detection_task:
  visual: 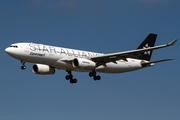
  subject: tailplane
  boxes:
[137,33,157,61]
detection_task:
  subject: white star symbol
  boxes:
[143,44,150,55]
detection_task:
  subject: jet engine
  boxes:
[32,64,55,75]
[72,58,96,70]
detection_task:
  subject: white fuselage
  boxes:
[5,43,144,73]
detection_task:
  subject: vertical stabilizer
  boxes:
[137,33,157,61]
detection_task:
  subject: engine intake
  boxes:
[32,64,55,75]
[72,58,96,70]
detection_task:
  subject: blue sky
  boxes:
[0,0,180,120]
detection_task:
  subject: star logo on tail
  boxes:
[143,44,150,55]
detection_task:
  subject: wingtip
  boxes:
[168,39,177,46]
[167,58,176,61]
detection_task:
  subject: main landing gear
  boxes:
[20,60,26,70]
[65,71,101,84]
[89,71,101,81]
[65,71,77,84]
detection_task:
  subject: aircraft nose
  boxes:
[5,47,13,55]
[5,47,10,53]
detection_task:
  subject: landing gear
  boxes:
[21,65,26,70]
[20,60,26,70]
[65,71,77,84]
[93,75,101,80]
[70,78,77,84]
[89,71,101,81]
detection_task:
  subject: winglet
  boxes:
[167,39,177,46]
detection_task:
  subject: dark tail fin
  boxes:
[137,33,157,61]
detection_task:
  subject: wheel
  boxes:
[70,79,74,84]
[21,66,26,70]
[97,75,101,80]
[93,76,97,81]
[73,78,77,83]
[89,72,93,77]
[66,75,70,80]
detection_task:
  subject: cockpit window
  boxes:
[10,45,18,48]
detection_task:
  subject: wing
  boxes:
[90,39,177,66]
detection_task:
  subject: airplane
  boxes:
[5,33,177,84]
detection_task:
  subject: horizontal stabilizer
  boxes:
[141,58,175,67]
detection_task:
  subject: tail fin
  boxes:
[137,33,157,61]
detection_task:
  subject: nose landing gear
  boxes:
[20,60,26,70]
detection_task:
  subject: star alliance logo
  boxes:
[143,44,150,55]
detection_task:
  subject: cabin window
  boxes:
[10,45,18,48]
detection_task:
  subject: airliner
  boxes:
[5,34,177,84]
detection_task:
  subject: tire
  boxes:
[93,76,97,81]
[66,75,70,80]
[73,79,77,83]
[70,79,74,84]
[21,66,26,70]
[97,75,101,80]
[89,72,93,77]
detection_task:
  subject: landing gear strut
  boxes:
[20,60,26,70]
[89,71,101,81]
[65,71,77,84]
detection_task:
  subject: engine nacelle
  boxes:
[32,64,55,75]
[72,58,96,70]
